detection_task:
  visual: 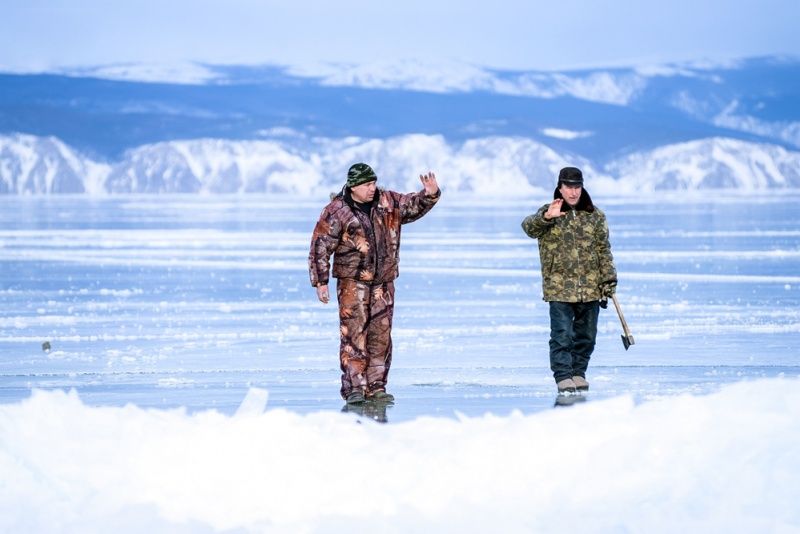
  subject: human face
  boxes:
[559,183,582,206]
[350,180,376,203]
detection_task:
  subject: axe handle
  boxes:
[611,294,633,338]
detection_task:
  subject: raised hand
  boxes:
[544,199,564,219]
[420,172,439,195]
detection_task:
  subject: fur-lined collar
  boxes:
[553,187,595,213]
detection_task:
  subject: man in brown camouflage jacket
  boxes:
[309,163,441,404]
[521,167,617,395]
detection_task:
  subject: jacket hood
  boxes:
[553,186,595,213]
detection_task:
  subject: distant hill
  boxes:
[1,56,798,195]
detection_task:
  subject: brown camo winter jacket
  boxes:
[309,186,441,286]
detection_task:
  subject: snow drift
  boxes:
[0,378,798,533]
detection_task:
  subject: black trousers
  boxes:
[548,301,600,383]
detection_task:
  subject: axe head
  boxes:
[621,334,634,350]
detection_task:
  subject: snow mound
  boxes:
[1,378,798,532]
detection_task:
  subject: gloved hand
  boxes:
[601,279,617,298]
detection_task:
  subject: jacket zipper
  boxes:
[572,209,584,302]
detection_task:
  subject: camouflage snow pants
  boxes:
[335,278,395,399]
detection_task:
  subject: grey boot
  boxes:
[556,378,577,394]
[572,376,589,391]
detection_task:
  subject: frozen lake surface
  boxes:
[1,192,799,423]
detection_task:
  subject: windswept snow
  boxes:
[0,379,798,533]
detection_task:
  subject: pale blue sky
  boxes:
[2,0,799,73]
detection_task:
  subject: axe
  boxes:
[608,294,635,350]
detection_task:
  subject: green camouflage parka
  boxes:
[521,188,616,302]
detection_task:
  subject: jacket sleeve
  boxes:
[397,188,441,224]
[521,204,555,239]
[308,204,343,287]
[595,210,617,283]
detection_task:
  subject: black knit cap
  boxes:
[558,167,584,186]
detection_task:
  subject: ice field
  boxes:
[1,192,799,532]
[0,192,798,420]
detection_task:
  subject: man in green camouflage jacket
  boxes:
[521,167,617,395]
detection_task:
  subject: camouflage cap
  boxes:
[347,163,378,188]
[558,167,584,186]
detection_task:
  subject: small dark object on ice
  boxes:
[42,341,51,351]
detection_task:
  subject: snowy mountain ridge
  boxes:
[2,56,799,194]
[0,134,109,195]
[60,58,735,106]
[288,59,648,106]
[2,132,798,195]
